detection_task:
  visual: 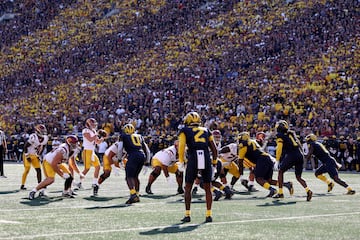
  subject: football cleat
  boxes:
[191,186,198,196]
[205,216,213,223]
[327,182,334,192]
[145,185,153,194]
[38,190,47,197]
[284,181,294,195]
[74,182,83,190]
[273,193,284,199]
[266,188,277,197]
[62,192,75,198]
[241,179,249,190]
[213,190,223,201]
[93,185,99,196]
[181,216,191,223]
[223,186,233,199]
[177,186,184,194]
[28,191,36,200]
[248,185,259,192]
[20,185,27,190]
[346,189,355,195]
[306,190,313,201]
[125,194,140,204]
[69,190,77,196]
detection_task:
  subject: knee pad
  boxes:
[65,176,73,189]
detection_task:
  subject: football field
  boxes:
[0,163,359,240]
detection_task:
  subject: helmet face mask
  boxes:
[86,118,98,130]
[183,111,201,126]
[212,130,222,145]
[123,124,135,134]
[35,124,47,137]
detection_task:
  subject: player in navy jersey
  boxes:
[121,124,150,204]
[178,111,218,223]
[305,134,355,195]
[273,120,312,201]
[237,132,293,198]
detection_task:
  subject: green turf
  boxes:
[0,163,359,240]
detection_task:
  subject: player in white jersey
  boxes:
[20,124,49,191]
[93,139,124,196]
[76,118,106,189]
[28,136,81,199]
[145,140,184,195]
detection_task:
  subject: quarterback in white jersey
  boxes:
[93,140,124,196]
[77,118,106,189]
[21,124,49,190]
[29,136,81,199]
[145,140,184,195]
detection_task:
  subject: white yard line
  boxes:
[3,211,360,239]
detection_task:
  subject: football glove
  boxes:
[177,162,185,172]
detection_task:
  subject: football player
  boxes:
[122,123,150,204]
[93,137,124,196]
[20,124,48,191]
[305,134,355,195]
[192,129,221,196]
[178,111,218,223]
[28,135,81,199]
[76,118,106,189]
[145,140,184,195]
[273,120,312,201]
[237,132,293,198]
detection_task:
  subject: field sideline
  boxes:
[0,163,359,240]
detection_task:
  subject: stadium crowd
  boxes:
[0,1,359,166]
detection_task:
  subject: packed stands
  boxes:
[0,0,359,145]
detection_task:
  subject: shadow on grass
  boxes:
[0,189,21,195]
[141,194,178,200]
[139,223,202,235]
[167,198,206,204]
[19,196,64,206]
[85,204,131,210]
[256,200,297,207]
[83,196,121,202]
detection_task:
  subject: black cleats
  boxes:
[181,216,191,223]
[273,193,284,199]
[213,190,222,201]
[177,186,184,194]
[266,188,277,198]
[145,185,153,194]
[28,191,36,200]
[93,184,99,196]
[306,190,313,201]
[126,194,140,204]
[205,216,213,223]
